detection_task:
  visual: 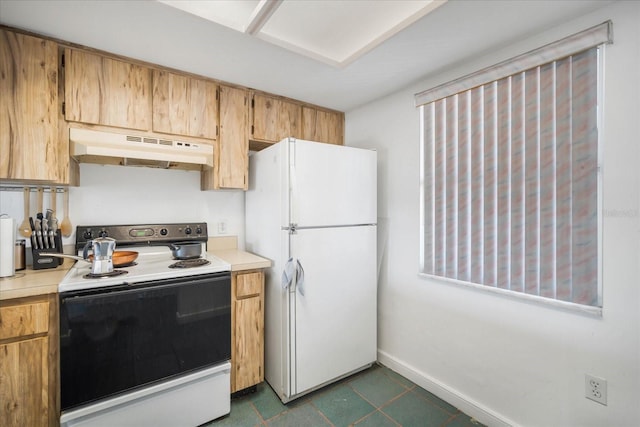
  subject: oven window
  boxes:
[59,272,231,410]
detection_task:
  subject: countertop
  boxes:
[0,258,75,301]
[209,249,271,272]
[0,237,270,301]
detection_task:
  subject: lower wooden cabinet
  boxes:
[0,294,58,427]
[231,270,264,393]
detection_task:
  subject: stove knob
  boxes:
[82,230,93,240]
[185,227,192,235]
[195,226,202,235]
[99,230,108,238]
[160,228,168,236]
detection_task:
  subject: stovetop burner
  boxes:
[169,258,211,269]
[83,270,129,279]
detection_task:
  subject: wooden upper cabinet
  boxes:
[250,93,302,145]
[302,107,344,145]
[64,48,151,131]
[0,30,62,182]
[203,85,248,190]
[152,70,218,139]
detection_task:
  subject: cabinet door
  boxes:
[251,93,301,143]
[215,85,248,190]
[64,48,151,130]
[0,295,58,427]
[0,30,60,181]
[302,107,344,145]
[0,337,49,427]
[233,296,263,392]
[152,70,218,139]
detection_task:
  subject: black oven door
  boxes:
[59,272,231,411]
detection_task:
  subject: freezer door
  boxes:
[289,139,377,227]
[288,225,377,397]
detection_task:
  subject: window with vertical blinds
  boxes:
[416,22,611,309]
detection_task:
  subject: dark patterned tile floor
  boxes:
[205,364,485,427]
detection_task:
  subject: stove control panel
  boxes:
[75,222,208,250]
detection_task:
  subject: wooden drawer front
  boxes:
[0,302,49,340]
[236,272,263,299]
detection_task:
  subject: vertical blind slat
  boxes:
[458,91,471,282]
[510,72,525,292]
[483,83,498,287]
[555,57,573,301]
[445,97,458,278]
[524,68,540,296]
[434,99,446,276]
[423,104,434,275]
[471,87,484,284]
[496,78,511,289]
[571,49,599,306]
[539,62,557,299]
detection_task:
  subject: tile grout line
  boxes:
[346,384,398,426]
[351,408,402,427]
[309,400,336,427]
[248,400,268,426]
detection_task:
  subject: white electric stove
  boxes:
[58,222,232,427]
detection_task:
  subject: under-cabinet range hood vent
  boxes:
[70,128,214,169]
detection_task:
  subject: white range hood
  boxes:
[70,128,214,168]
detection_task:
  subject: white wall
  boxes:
[0,164,245,253]
[346,2,639,426]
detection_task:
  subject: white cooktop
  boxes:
[58,246,230,293]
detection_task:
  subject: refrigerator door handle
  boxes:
[295,260,305,296]
[281,258,305,296]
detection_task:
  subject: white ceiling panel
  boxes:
[257,0,445,67]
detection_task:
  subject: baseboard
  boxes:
[377,350,517,427]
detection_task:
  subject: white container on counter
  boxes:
[0,215,16,277]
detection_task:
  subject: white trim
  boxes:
[418,272,602,317]
[377,350,518,427]
[414,21,612,106]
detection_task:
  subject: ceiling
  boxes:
[0,0,612,112]
[157,0,447,67]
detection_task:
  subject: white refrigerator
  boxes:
[245,138,377,403]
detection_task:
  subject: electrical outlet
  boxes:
[585,374,607,405]
[217,221,227,234]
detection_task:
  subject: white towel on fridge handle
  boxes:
[281,257,305,296]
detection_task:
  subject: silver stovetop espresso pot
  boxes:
[83,236,116,275]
